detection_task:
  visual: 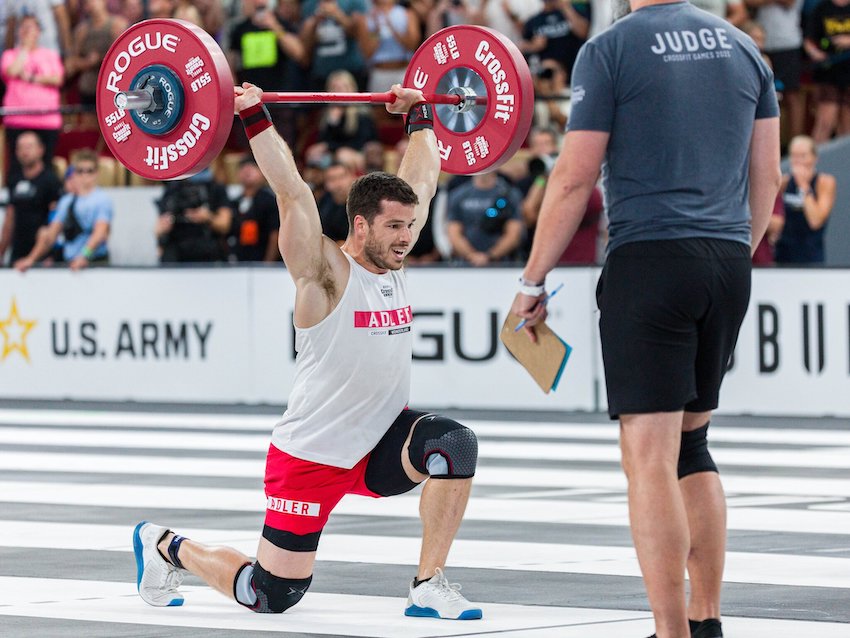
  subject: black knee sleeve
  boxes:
[235,561,312,613]
[678,423,718,479]
[408,414,478,478]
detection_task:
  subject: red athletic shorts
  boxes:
[261,410,426,551]
[263,444,380,537]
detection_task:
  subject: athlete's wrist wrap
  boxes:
[519,276,545,297]
[405,102,433,136]
[240,102,273,139]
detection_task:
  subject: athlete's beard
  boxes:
[364,232,405,271]
[612,0,631,20]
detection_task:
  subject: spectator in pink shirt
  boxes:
[1,15,64,180]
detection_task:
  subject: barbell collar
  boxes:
[114,89,156,112]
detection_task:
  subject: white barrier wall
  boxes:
[1,267,849,416]
[720,270,850,415]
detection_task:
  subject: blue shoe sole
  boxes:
[405,605,482,620]
[133,521,183,607]
[132,521,147,590]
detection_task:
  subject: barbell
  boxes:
[95,20,534,180]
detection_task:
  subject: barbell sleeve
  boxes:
[114,90,156,111]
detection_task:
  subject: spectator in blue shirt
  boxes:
[446,172,524,265]
[521,0,591,79]
[14,149,113,271]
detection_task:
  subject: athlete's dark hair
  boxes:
[346,171,418,228]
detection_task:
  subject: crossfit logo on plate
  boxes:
[185,56,204,78]
[433,35,460,65]
[474,41,515,124]
[144,113,211,171]
[461,136,490,167]
[112,122,132,143]
[267,497,321,517]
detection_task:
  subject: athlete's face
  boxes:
[362,200,415,271]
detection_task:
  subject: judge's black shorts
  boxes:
[596,238,751,419]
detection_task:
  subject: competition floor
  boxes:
[0,404,848,638]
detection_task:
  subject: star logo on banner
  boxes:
[0,297,38,363]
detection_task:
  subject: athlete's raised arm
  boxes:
[390,86,440,250]
[234,84,326,276]
[234,83,349,327]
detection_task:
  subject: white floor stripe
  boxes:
[0,426,271,452]
[1,521,848,589]
[4,427,850,470]
[0,576,652,638]
[0,480,848,535]
[1,576,848,638]
[0,450,264,478]
[4,451,850,500]
[2,408,849,447]
[0,409,276,430]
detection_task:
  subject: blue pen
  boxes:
[515,283,564,332]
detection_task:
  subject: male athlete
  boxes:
[133,83,482,620]
[510,1,781,637]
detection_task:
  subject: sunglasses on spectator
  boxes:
[75,166,97,174]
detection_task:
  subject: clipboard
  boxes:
[500,314,572,394]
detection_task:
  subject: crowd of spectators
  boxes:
[0,0,847,268]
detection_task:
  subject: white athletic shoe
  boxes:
[133,521,184,607]
[404,568,482,620]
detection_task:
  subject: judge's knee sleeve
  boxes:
[678,423,718,479]
[408,415,478,478]
[234,561,312,613]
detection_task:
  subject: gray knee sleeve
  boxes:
[408,414,478,478]
[234,561,312,613]
[678,423,718,479]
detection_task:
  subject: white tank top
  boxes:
[272,252,412,468]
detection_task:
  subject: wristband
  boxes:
[81,246,94,260]
[519,276,545,297]
[239,102,273,139]
[534,175,547,188]
[405,102,433,136]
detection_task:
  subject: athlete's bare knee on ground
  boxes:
[230,539,316,613]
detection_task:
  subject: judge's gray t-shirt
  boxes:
[568,1,779,253]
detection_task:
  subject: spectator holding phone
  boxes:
[774,135,837,264]
[301,0,367,90]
